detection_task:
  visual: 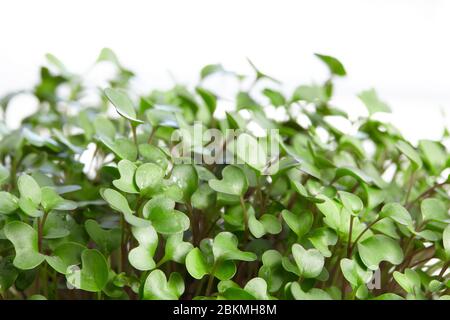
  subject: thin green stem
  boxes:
[256,183,265,215]
[130,122,140,157]
[239,196,249,245]
[147,125,159,144]
[131,123,138,147]
[406,181,447,210]
[186,202,199,246]
[155,257,168,269]
[350,217,382,254]
[205,261,218,296]
[404,170,416,205]
[347,215,354,258]
[119,214,127,273]
[194,277,206,298]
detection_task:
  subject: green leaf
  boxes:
[393,269,421,294]
[185,248,210,280]
[358,89,391,115]
[443,224,450,258]
[292,84,327,103]
[162,233,194,264]
[258,250,284,292]
[315,53,346,76]
[136,163,164,197]
[142,196,189,234]
[139,144,169,171]
[338,191,363,214]
[128,225,158,271]
[340,258,372,288]
[290,282,332,300]
[100,137,138,161]
[97,48,121,66]
[371,218,399,239]
[372,293,404,300]
[42,211,70,239]
[222,287,256,300]
[28,294,47,300]
[358,235,404,270]
[379,203,413,227]
[234,133,268,172]
[243,277,271,300]
[46,242,85,274]
[363,185,386,211]
[213,232,257,262]
[170,164,198,202]
[18,175,41,205]
[200,64,225,80]
[419,140,446,174]
[112,160,139,194]
[263,88,286,106]
[281,209,313,239]
[315,194,341,231]
[84,220,121,256]
[0,192,19,214]
[94,116,116,141]
[143,270,184,300]
[41,187,77,212]
[308,228,338,258]
[211,260,236,281]
[248,212,281,238]
[18,197,43,218]
[421,198,448,222]
[248,213,265,238]
[396,140,422,170]
[66,249,109,292]
[290,180,324,203]
[0,257,18,293]
[209,165,248,196]
[18,174,42,217]
[259,214,282,235]
[191,184,216,210]
[101,188,150,227]
[334,166,374,186]
[291,243,324,278]
[104,88,143,124]
[4,221,45,270]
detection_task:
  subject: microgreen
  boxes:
[0,49,448,300]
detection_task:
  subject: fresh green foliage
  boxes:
[0,49,448,300]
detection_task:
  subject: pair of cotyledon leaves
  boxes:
[100,188,190,235]
[4,221,108,292]
[101,163,200,233]
[95,88,146,162]
[113,160,198,201]
[113,160,164,196]
[282,244,325,279]
[210,165,283,238]
[185,232,256,281]
[217,277,273,300]
[128,226,193,271]
[313,193,407,270]
[224,203,281,239]
[0,174,77,217]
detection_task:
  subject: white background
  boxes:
[1,0,449,143]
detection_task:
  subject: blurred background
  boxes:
[0,0,449,143]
